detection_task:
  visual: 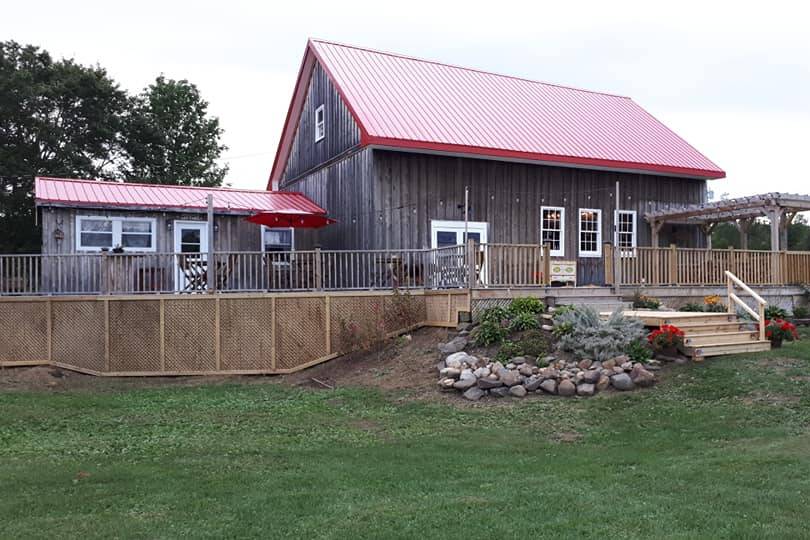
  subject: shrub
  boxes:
[551,304,574,319]
[495,341,524,363]
[632,291,661,309]
[679,302,704,312]
[765,305,789,320]
[704,303,727,313]
[519,329,549,360]
[555,307,645,362]
[507,297,545,317]
[509,311,540,332]
[792,306,810,319]
[647,324,685,351]
[474,320,508,346]
[479,306,509,325]
[625,338,653,363]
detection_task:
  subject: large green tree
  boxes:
[119,76,227,186]
[0,41,127,252]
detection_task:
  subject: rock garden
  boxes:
[437,297,660,401]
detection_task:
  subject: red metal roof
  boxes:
[35,177,327,214]
[269,40,725,186]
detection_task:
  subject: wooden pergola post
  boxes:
[736,218,753,250]
[650,219,663,248]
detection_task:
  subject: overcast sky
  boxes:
[4,0,809,197]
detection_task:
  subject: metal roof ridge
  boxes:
[309,38,632,100]
[36,177,274,195]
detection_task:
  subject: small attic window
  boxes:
[314,104,325,142]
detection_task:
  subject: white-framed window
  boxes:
[314,104,325,142]
[540,206,565,257]
[615,210,637,255]
[430,220,488,248]
[76,216,156,252]
[578,208,602,257]
[262,226,294,252]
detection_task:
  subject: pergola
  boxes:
[644,193,810,251]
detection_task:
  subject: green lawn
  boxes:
[3,336,810,539]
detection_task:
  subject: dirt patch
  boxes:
[280,326,455,397]
[741,391,801,406]
[757,357,803,375]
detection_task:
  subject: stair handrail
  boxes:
[725,270,767,341]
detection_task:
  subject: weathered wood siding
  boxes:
[278,148,375,250]
[283,149,707,284]
[280,62,361,185]
[369,150,707,284]
[40,208,261,255]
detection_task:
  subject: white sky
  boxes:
[3,0,809,197]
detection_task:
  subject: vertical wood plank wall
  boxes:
[280,61,361,183]
[283,149,708,284]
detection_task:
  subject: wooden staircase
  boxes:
[673,313,771,360]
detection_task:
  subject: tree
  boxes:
[0,41,127,252]
[119,76,227,186]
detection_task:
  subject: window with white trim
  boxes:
[540,206,565,257]
[314,104,325,142]
[262,226,294,252]
[76,216,156,251]
[578,208,602,257]
[615,210,637,254]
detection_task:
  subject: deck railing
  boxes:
[0,247,471,296]
[477,243,551,287]
[605,244,810,287]
[726,270,767,341]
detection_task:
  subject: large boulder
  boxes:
[499,369,521,387]
[524,376,544,392]
[518,364,534,377]
[558,380,576,396]
[439,336,468,355]
[439,367,461,379]
[490,387,511,398]
[478,378,503,389]
[630,364,656,387]
[582,369,601,384]
[453,377,477,390]
[463,387,486,401]
[473,367,491,379]
[444,351,471,369]
[539,379,558,395]
[596,375,610,392]
[577,383,595,396]
[610,373,635,391]
[459,369,476,381]
[509,385,528,397]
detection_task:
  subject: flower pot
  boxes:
[659,346,678,357]
[771,337,783,349]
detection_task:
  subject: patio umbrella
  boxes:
[246,212,337,229]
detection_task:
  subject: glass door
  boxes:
[173,221,209,291]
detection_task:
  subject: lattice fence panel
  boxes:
[382,293,427,334]
[164,298,216,372]
[52,300,105,371]
[471,298,511,320]
[220,297,274,371]
[0,301,48,362]
[109,300,161,372]
[276,296,327,370]
[329,296,384,355]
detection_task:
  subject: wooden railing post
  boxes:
[603,243,614,286]
[669,244,678,285]
[726,272,734,314]
[314,247,323,291]
[466,238,476,290]
[542,244,551,286]
[101,251,110,295]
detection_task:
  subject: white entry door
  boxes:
[174,221,209,291]
[430,220,488,248]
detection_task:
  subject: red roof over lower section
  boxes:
[35,177,326,215]
[270,39,725,185]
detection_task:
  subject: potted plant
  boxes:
[761,319,799,348]
[648,324,685,357]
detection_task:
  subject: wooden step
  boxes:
[684,331,759,346]
[682,340,771,359]
[677,321,750,335]
[661,313,738,325]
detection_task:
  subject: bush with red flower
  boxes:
[760,319,799,345]
[647,324,685,351]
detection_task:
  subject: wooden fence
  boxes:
[0,289,469,375]
[605,244,810,286]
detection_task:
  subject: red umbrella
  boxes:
[246,212,337,228]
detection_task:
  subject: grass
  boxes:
[3,334,810,539]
